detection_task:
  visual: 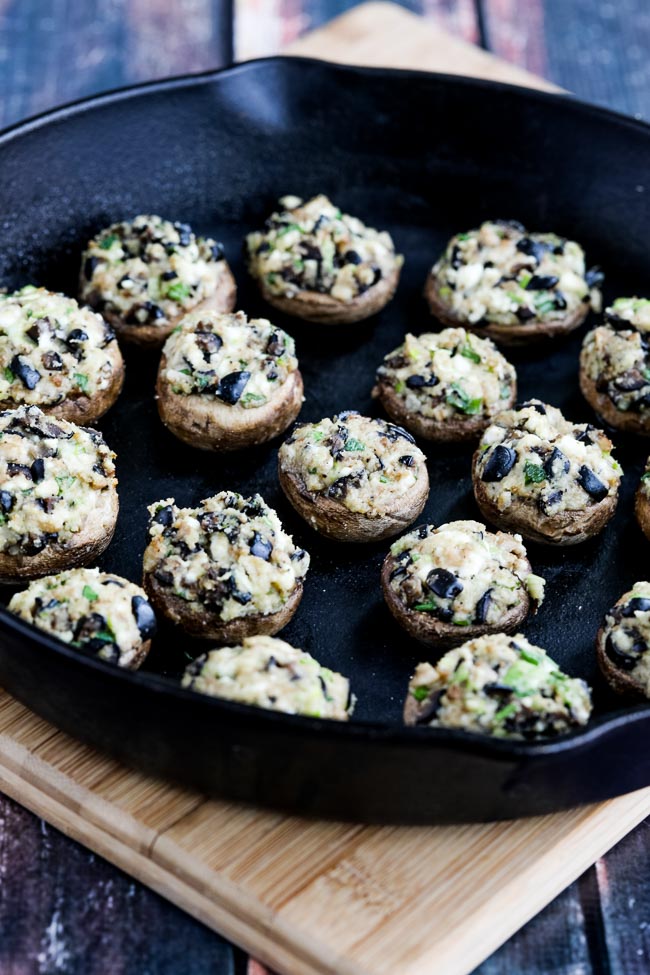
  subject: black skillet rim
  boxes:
[0,55,649,763]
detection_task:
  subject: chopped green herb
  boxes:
[241,392,267,405]
[166,281,191,302]
[524,461,546,485]
[494,702,517,722]
[73,373,89,393]
[520,649,539,666]
[518,271,532,288]
[456,232,470,241]
[55,474,76,495]
[394,380,405,394]
[312,430,324,442]
[379,475,388,483]
[3,366,14,383]
[414,601,438,612]
[460,342,481,364]
[446,383,483,415]
[412,686,430,702]
[99,234,118,250]
[179,368,192,376]
[438,286,453,299]
[278,223,303,236]
[83,585,99,602]
[452,619,471,627]
[344,438,366,452]
[506,290,526,305]
[266,273,278,285]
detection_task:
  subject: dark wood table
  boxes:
[1,2,649,972]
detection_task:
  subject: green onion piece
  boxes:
[412,686,430,702]
[3,367,14,383]
[519,649,539,666]
[413,601,438,612]
[460,342,481,364]
[99,234,118,250]
[446,383,483,415]
[83,585,99,602]
[166,281,191,302]
[494,702,518,722]
[344,438,366,452]
[74,373,90,393]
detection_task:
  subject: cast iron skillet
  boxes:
[0,57,648,824]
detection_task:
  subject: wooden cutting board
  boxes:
[2,6,649,975]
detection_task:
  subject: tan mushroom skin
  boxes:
[472,400,621,545]
[0,286,123,424]
[156,309,303,451]
[278,412,429,543]
[382,520,544,648]
[182,635,353,719]
[0,405,118,581]
[79,214,236,347]
[9,567,155,669]
[373,327,516,441]
[245,195,402,324]
[142,491,309,641]
[425,220,601,345]
[404,632,592,739]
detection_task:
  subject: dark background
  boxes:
[1,1,649,973]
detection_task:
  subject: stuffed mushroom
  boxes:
[9,567,155,669]
[472,400,621,545]
[382,520,544,649]
[182,635,353,719]
[0,285,123,424]
[404,633,592,739]
[142,491,309,641]
[156,310,303,451]
[373,328,516,441]
[79,214,236,348]
[277,412,429,543]
[424,220,602,346]
[245,195,402,324]
[0,406,118,582]
[596,583,650,698]
[580,298,650,434]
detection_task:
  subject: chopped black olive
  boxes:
[622,598,650,617]
[0,490,13,512]
[418,525,429,540]
[7,462,32,479]
[102,578,125,587]
[406,374,439,389]
[216,371,250,405]
[10,355,41,390]
[26,322,43,343]
[84,256,100,280]
[399,455,415,467]
[73,612,107,644]
[266,331,285,357]
[474,589,492,624]
[613,371,646,392]
[585,267,604,288]
[484,683,514,697]
[152,505,174,527]
[450,245,462,270]
[371,267,382,285]
[414,689,443,725]
[42,351,63,371]
[154,567,174,587]
[577,465,608,501]
[515,306,536,322]
[389,565,407,582]
[250,532,273,561]
[606,632,644,671]
[382,422,416,445]
[30,458,45,483]
[426,568,463,600]
[543,447,569,479]
[37,497,56,513]
[521,401,546,414]
[256,241,271,254]
[343,250,362,265]
[516,237,548,263]
[526,274,559,291]
[210,241,225,261]
[481,444,517,482]
[195,331,222,361]
[575,427,596,445]
[132,595,156,640]
[554,291,568,311]
[327,473,362,500]
[495,219,526,232]
[161,270,177,281]
[65,329,88,359]
[539,489,563,513]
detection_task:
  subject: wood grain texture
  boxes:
[1,687,650,975]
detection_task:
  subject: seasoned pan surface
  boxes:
[0,58,648,822]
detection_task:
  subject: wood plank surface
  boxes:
[0,3,649,975]
[1,687,650,975]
